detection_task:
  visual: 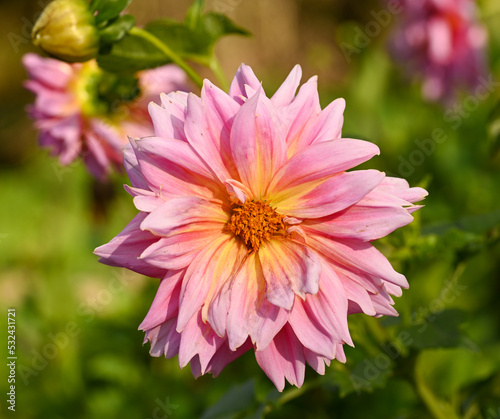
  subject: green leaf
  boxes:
[201,380,259,419]
[203,12,250,39]
[99,15,135,46]
[145,19,211,63]
[145,12,249,65]
[97,32,170,74]
[91,0,133,25]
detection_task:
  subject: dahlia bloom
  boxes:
[95,64,427,390]
[23,53,187,179]
[390,0,487,102]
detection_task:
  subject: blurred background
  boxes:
[1,0,500,418]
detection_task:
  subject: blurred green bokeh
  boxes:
[1,0,500,418]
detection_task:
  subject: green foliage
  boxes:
[97,0,249,74]
[90,0,133,25]
[99,15,136,47]
[97,32,171,74]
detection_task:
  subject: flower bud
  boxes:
[32,0,99,63]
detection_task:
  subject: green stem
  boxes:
[210,56,229,91]
[129,27,203,89]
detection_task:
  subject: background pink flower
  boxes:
[390,0,488,103]
[95,64,427,391]
[23,53,187,179]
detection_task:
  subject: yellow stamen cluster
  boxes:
[226,199,286,252]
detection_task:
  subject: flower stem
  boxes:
[129,27,203,89]
[210,56,229,91]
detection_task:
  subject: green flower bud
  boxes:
[32,0,100,63]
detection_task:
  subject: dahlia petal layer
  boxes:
[95,64,427,391]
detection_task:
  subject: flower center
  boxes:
[226,199,286,252]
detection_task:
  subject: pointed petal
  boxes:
[139,227,220,270]
[230,89,286,197]
[144,318,181,358]
[94,212,167,278]
[255,325,306,391]
[177,236,246,332]
[205,339,253,377]
[184,91,233,182]
[275,170,385,219]
[280,76,321,156]
[259,240,321,308]
[288,299,336,358]
[178,312,224,373]
[202,79,241,178]
[123,140,149,190]
[271,65,302,107]
[139,271,183,330]
[267,139,380,198]
[302,259,352,345]
[307,98,345,144]
[225,252,289,351]
[131,137,219,198]
[140,196,226,237]
[306,235,409,289]
[229,64,262,103]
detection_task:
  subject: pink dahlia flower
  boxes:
[390,0,487,102]
[95,64,427,390]
[23,53,187,179]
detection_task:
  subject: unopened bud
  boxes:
[32,0,99,62]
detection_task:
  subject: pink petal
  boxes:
[178,312,225,373]
[304,348,332,375]
[131,137,219,198]
[140,196,226,237]
[222,252,289,351]
[270,64,302,108]
[230,88,286,197]
[302,259,352,345]
[123,141,149,190]
[307,98,346,144]
[303,201,414,242]
[306,235,409,289]
[184,92,232,182]
[201,79,241,178]
[139,64,187,102]
[22,53,74,89]
[94,212,167,278]
[338,275,376,316]
[177,236,246,332]
[228,63,262,104]
[139,227,222,270]
[139,270,183,330]
[149,91,189,141]
[145,318,181,358]
[267,139,380,197]
[288,298,337,358]
[275,170,385,219]
[378,176,428,203]
[255,325,306,391]
[427,17,453,64]
[280,76,321,157]
[259,239,321,308]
